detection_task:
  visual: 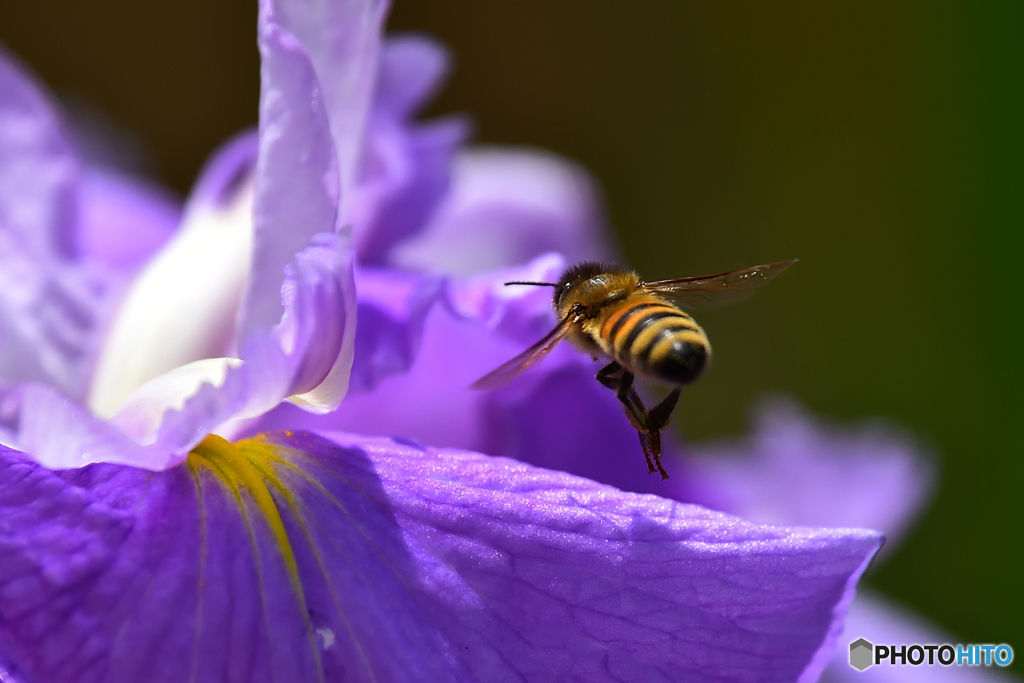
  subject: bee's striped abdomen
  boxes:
[599,295,709,386]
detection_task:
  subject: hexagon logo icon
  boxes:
[849,638,874,671]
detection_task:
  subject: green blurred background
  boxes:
[2,0,1020,655]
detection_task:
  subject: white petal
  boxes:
[107,357,242,444]
[87,180,254,418]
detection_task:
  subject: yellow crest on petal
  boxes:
[187,434,301,585]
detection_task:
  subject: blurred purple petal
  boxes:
[345,267,443,393]
[686,399,934,548]
[256,299,504,449]
[0,252,108,400]
[353,116,468,265]
[76,168,180,271]
[182,131,258,215]
[392,146,616,275]
[0,433,882,682]
[0,655,23,683]
[444,252,566,343]
[820,593,1019,682]
[352,37,470,264]
[0,46,77,259]
[375,34,449,117]
[0,47,113,399]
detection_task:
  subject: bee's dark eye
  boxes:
[553,283,570,306]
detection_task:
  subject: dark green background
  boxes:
[2,1,1020,654]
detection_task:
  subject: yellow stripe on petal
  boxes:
[188,434,301,592]
[187,434,324,679]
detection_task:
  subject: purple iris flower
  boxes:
[0,1,894,681]
[242,8,1008,683]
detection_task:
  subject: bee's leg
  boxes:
[646,428,667,480]
[648,388,681,431]
[635,396,669,480]
[595,361,623,389]
[645,389,681,480]
[616,372,674,478]
[597,363,644,422]
[613,372,646,427]
[597,364,658,475]
[615,373,658,474]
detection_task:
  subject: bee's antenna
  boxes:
[504,281,557,287]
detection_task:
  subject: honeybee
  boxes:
[471,259,797,479]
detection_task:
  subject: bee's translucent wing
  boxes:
[643,258,797,310]
[470,312,576,390]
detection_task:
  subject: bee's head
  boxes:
[553,261,610,307]
[554,261,646,313]
[504,261,632,314]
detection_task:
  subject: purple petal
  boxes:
[181,131,258,217]
[11,225,355,472]
[274,232,356,411]
[253,297,505,449]
[76,168,181,271]
[344,267,443,394]
[143,335,292,457]
[444,252,569,344]
[392,147,617,275]
[352,115,468,265]
[685,400,934,549]
[254,255,582,450]
[261,0,388,216]
[242,20,341,338]
[0,653,24,683]
[0,255,109,400]
[0,48,112,399]
[351,37,471,265]
[820,592,1017,682]
[375,34,449,118]
[0,336,291,471]
[0,433,881,682]
[0,383,151,468]
[0,46,77,259]
[360,433,880,683]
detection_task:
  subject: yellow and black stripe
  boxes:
[598,295,709,385]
